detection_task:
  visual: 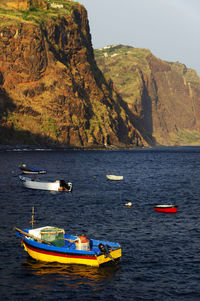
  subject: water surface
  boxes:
[0,147,200,300]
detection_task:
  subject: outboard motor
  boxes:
[60,180,72,192]
[98,243,108,255]
[67,182,73,192]
[98,243,115,263]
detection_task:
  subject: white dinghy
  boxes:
[19,175,72,192]
[106,175,123,181]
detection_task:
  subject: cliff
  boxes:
[1,3,200,149]
[95,45,200,146]
[0,3,144,148]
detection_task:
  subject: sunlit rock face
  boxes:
[0,4,144,148]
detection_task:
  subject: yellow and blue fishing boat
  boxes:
[15,226,122,267]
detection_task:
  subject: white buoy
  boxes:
[125,202,132,207]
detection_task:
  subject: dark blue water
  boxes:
[1,147,200,300]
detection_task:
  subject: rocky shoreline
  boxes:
[0,143,143,151]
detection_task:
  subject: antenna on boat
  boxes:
[30,206,36,229]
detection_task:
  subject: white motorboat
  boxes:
[19,175,72,192]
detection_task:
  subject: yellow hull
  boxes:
[23,242,121,267]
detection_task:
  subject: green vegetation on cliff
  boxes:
[95,45,152,105]
[0,1,81,25]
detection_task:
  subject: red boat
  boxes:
[154,204,178,213]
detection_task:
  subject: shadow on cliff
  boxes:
[114,78,157,147]
[0,90,65,147]
[139,73,158,146]
[0,89,17,144]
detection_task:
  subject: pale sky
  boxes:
[78,0,200,75]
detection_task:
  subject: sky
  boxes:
[78,0,200,75]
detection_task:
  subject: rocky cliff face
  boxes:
[1,3,200,148]
[0,3,144,148]
[95,45,200,146]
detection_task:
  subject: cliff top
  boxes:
[95,44,200,104]
[0,0,76,12]
[0,0,81,25]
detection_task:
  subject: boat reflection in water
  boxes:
[21,258,121,288]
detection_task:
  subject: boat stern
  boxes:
[96,247,122,266]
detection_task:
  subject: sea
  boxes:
[0,146,200,301]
